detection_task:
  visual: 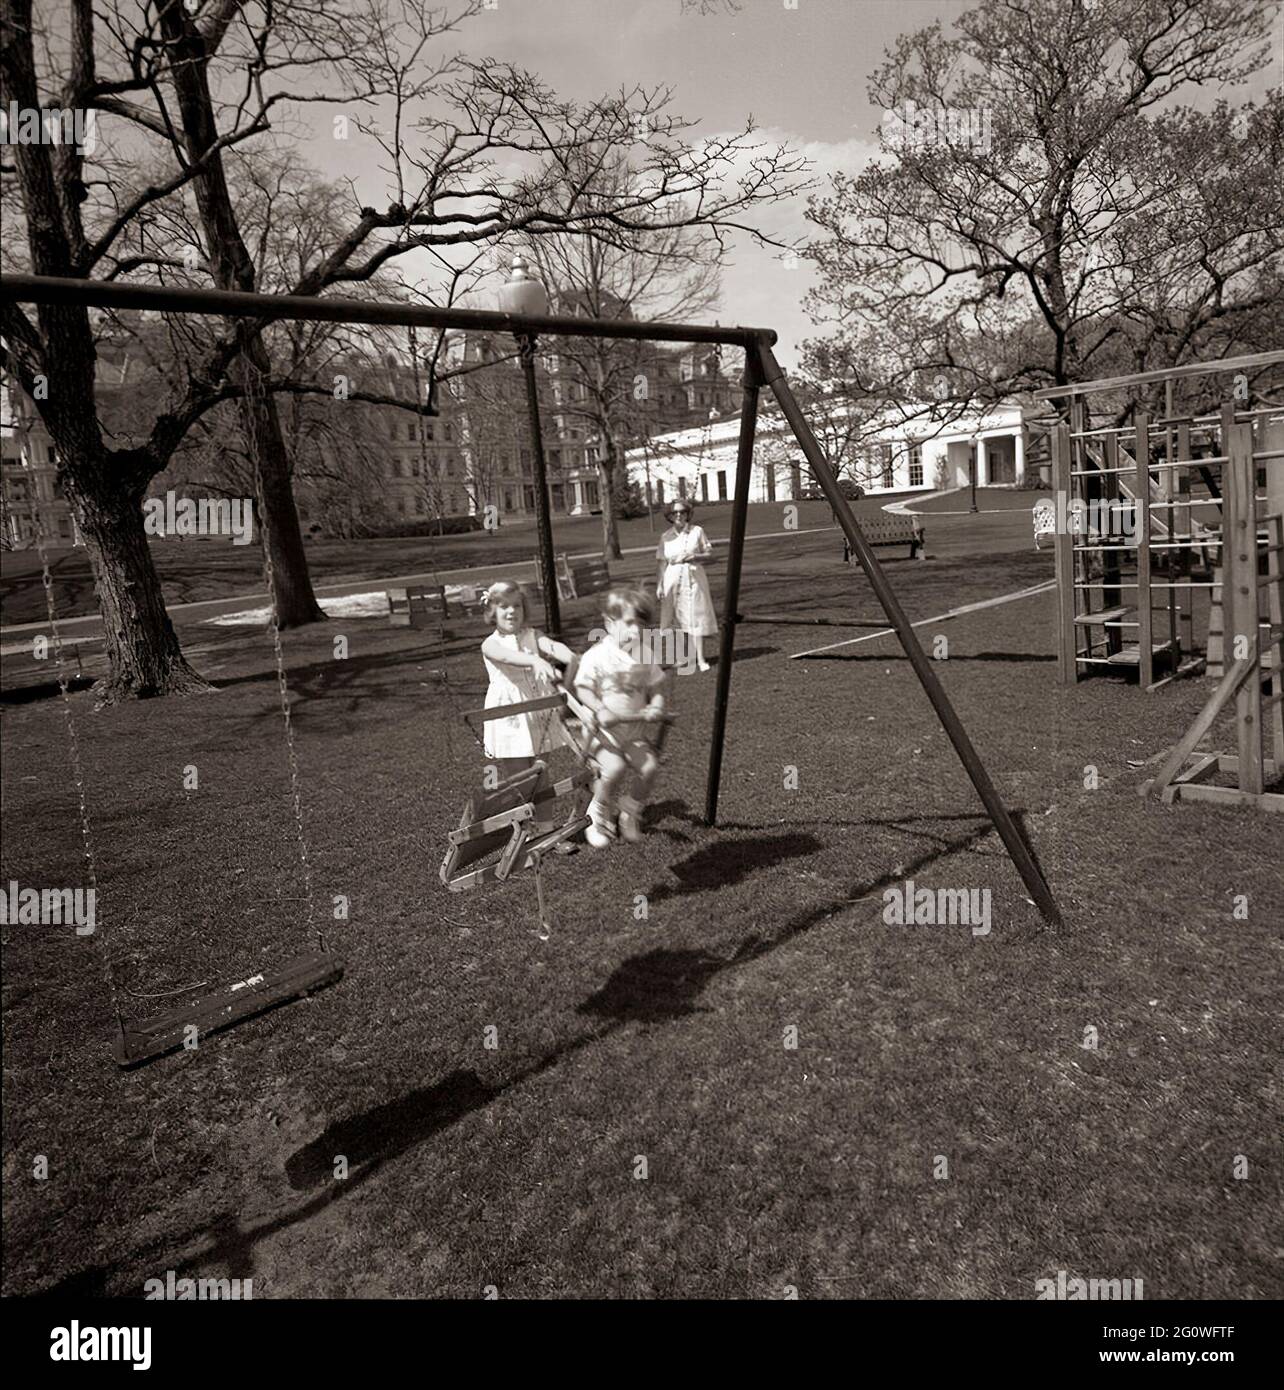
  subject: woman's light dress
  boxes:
[658,525,717,637]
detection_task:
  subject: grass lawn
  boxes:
[0,498,912,627]
[2,526,1280,1299]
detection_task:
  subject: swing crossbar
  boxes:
[112,951,343,1067]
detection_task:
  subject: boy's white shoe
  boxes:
[586,820,616,849]
[617,797,644,843]
[586,799,617,849]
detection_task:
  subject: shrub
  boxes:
[365,514,483,538]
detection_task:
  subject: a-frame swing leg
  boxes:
[750,341,1064,928]
[705,348,762,825]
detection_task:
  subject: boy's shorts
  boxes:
[592,719,658,767]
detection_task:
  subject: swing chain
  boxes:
[244,362,321,952]
[22,411,125,1029]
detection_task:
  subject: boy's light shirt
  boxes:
[574,637,664,720]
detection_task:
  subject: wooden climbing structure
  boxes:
[1040,353,1284,692]
[1038,352,1284,811]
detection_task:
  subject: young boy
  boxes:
[573,586,667,848]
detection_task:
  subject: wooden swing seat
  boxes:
[440,758,592,892]
[112,951,343,1067]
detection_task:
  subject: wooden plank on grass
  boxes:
[1145,657,1254,797]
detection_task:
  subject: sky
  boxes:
[293,0,1283,370]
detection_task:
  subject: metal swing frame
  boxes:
[2,273,1063,959]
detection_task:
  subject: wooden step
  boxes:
[1104,641,1178,667]
[1074,606,1130,625]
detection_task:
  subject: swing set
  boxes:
[441,671,673,939]
[2,271,1063,1069]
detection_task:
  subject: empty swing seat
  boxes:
[113,951,343,1067]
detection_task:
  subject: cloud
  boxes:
[693,128,881,367]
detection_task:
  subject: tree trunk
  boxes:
[598,440,622,560]
[156,3,324,630]
[70,470,214,703]
[235,347,326,628]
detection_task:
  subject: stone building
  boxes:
[0,380,78,548]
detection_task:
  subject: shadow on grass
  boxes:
[647,832,825,902]
[274,813,1001,1191]
[51,809,1018,1293]
[283,1029,610,1195]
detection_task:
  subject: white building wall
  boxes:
[626,400,1029,504]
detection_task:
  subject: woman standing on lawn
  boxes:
[656,499,717,672]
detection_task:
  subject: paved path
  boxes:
[0,524,845,643]
[787,579,1058,657]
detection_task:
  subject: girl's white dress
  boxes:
[658,525,718,637]
[482,628,569,758]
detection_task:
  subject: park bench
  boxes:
[555,552,612,601]
[846,514,926,560]
[387,584,450,638]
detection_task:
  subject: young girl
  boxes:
[656,499,717,671]
[573,586,668,848]
[479,582,579,843]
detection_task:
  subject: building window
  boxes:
[655,480,665,505]
[700,473,710,502]
[678,476,688,499]
[503,487,515,510]
[584,480,600,507]
[716,470,728,500]
[425,421,434,441]
[908,443,924,488]
[880,444,894,489]
[415,497,425,515]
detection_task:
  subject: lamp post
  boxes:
[499,255,560,635]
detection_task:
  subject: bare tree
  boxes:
[802,0,1281,430]
[1,0,806,699]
